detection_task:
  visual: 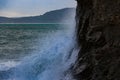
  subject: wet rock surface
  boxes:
[73,0,120,80]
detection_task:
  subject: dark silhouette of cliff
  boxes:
[73,0,120,80]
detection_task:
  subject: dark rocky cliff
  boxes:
[73,0,120,80]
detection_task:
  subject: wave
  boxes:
[0,10,77,80]
[11,28,78,80]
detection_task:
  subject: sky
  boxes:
[0,0,76,17]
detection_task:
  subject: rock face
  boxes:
[73,0,120,80]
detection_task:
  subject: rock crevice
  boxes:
[73,0,120,80]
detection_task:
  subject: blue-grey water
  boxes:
[0,23,78,80]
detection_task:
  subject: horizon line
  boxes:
[0,7,75,18]
[0,23,74,24]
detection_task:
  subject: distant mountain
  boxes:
[0,8,75,23]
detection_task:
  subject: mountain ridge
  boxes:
[0,8,75,23]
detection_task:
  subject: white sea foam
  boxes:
[11,28,76,80]
[1,8,77,80]
[0,60,20,71]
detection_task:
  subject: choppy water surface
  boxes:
[0,23,77,80]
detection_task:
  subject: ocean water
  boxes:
[0,23,78,80]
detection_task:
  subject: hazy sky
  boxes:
[0,0,76,17]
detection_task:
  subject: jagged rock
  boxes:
[73,0,120,80]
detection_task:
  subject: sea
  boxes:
[0,23,66,61]
[0,23,78,80]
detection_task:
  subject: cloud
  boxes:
[0,0,76,17]
[0,10,22,17]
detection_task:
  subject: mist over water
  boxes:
[0,9,78,80]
